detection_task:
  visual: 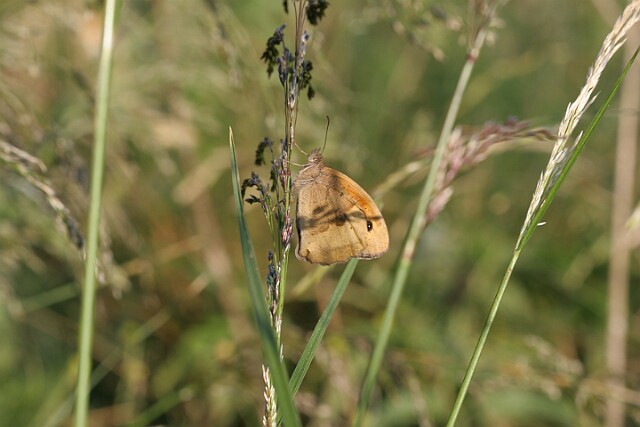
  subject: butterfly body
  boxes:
[294,149,389,265]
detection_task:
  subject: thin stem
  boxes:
[264,2,310,423]
[354,5,496,425]
[605,27,640,427]
[446,17,640,427]
[74,0,117,426]
[445,250,520,426]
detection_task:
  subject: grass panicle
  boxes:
[519,1,640,250]
[0,139,84,254]
[235,2,332,423]
[426,119,555,225]
[446,3,640,426]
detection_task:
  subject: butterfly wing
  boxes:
[295,165,389,265]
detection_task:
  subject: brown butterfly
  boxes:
[294,149,389,265]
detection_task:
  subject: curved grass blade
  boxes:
[289,259,358,396]
[445,44,640,427]
[229,128,302,427]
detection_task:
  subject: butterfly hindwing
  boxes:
[295,153,388,265]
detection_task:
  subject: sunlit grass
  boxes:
[74,1,118,426]
[1,1,639,426]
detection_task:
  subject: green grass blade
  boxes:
[74,1,118,426]
[229,128,302,427]
[127,388,188,427]
[289,259,358,396]
[445,45,640,427]
[445,252,520,427]
[353,9,497,423]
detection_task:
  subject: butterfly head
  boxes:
[308,148,323,165]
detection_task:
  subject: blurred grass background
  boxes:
[1,0,639,426]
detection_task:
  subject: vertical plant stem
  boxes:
[264,3,305,424]
[231,130,302,427]
[445,42,639,427]
[74,1,117,426]
[446,251,520,427]
[446,11,640,426]
[353,6,496,425]
[605,26,640,427]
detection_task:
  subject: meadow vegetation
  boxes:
[0,1,639,426]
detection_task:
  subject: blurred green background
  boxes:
[1,0,638,426]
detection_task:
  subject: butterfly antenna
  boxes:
[291,116,330,161]
[321,116,330,154]
[288,137,306,166]
[293,139,308,156]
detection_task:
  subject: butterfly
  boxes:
[294,149,389,265]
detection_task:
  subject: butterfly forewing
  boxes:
[294,151,389,265]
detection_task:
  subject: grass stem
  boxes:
[605,24,640,427]
[447,8,640,425]
[353,4,497,425]
[73,1,117,426]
